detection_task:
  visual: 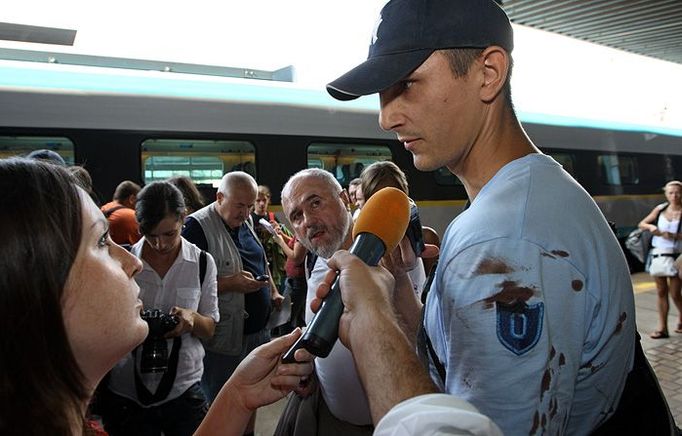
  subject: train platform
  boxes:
[631,272,682,425]
[254,272,682,434]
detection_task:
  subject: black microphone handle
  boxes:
[281,232,386,362]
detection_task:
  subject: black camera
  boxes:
[138,309,179,373]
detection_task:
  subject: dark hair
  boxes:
[360,161,409,200]
[167,176,205,214]
[135,181,186,235]
[440,48,515,114]
[0,158,87,435]
[113,180,141,202]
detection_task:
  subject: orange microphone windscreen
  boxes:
[352,187,410,253]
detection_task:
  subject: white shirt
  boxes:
[108,237,219,406]
[375,394,502,436]
[306,256,372,425]
[652,210,681,252]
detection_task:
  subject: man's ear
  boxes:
[479,46,509,103]
[216,191,224,204]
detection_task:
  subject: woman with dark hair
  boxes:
[0,160,313,435]
[168,176,206,214]
[359,161,428,296]
[99,181,219,436]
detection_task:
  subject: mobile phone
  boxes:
[405,203,425,256]
[255,274,270,281]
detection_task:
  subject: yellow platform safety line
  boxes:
[633,278,657,294]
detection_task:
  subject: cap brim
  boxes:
[326,49,433,101]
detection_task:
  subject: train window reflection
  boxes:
[598,154,640,185]
[142,139,255,187]
[0,136,74,164]
[434,167,463,186]
[547,153,575,176]
[307,143,392,187]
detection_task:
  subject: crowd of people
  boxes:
[1,0,679,435]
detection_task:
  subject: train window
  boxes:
[598,154,640,185]
[0,136,74,164]
[547,153,575,176]
[434,167,463,186]
[142,139,255,187]
[307,143,392,187]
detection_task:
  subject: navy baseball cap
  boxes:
[327,0,513,101]
[26,149,67,166]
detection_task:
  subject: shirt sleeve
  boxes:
[427,237,588,433]
[197,251,220,323]
[182,216,209,251]
[374,393,502,436]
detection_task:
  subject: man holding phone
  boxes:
[182,171,283,435]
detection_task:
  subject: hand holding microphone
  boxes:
[282,187,410,362]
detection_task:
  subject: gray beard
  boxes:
[301,213,352,260]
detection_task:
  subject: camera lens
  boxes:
[138,309,179,373]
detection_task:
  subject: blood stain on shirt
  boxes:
[530,410,540,434]
[540,368,552,400]
[473,257,515,275]
[614,312,627,334]
[485,281,536,306]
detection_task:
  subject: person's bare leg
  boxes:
[668,276,682,332]
[652,276,670,337]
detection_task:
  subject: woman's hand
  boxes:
[221,329,314,410]
[195,329,315,435]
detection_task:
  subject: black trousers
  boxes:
[98,382,208,436]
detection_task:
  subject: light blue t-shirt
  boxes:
[424,154,635,435]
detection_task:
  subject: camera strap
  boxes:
[132,336,182,406]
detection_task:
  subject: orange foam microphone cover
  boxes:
[353,186,411,253]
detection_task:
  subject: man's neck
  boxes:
[454,113,538,201]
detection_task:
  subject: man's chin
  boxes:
[413,156,440,172]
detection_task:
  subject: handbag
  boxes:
[649,254,677,277]
[625,229,653,264]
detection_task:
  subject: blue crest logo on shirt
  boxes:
[496,301,543,355]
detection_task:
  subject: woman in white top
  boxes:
[638,180,682,339]
[101,181,220,435]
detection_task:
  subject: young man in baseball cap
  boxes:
[326,0,636,433]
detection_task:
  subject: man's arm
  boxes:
[381,237,424,346]
[167,307,216,339]
[217,272,263,294]
[312,251,438,424]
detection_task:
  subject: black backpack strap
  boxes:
[199,250,207,287]
[416,262,446,383]
[305,253,318,280]
[416,303,446,385]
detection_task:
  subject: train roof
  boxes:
[1,59,681,143]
